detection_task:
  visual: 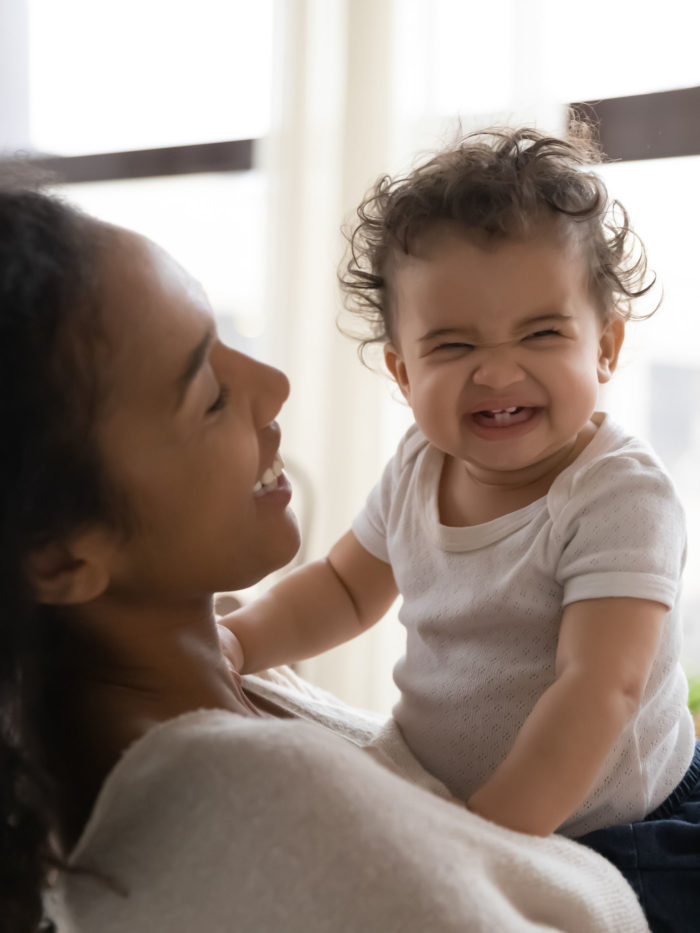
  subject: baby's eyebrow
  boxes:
[174,328,215,409]
[418,312,573,343]
[518,312,573,328]
[418,326,471,343]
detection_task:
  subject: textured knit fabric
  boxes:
[352,413,694,836]
[45,669,651,933]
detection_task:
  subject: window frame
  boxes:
[0,138,254,183]
[569,85,700,162]
[2,84,698,186]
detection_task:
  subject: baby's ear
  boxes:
[384,343,411,402]
[597,316,625,383]
[26,529,114,605]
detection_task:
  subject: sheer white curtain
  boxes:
[259,0,402,711]
[260,0,565,711]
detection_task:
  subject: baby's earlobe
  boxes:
[384,344,411,399]
[597,317,625,383]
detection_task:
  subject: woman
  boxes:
[0,183,649,932]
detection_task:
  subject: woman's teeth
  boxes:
[253,453,285,493]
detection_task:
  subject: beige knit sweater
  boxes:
[45,667,649,933]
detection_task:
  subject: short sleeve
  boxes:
[552,453,686,609]
[351,423,424,564]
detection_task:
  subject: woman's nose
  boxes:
[221,345,290,427]
[471,346,526,389]
[250,358,290,428]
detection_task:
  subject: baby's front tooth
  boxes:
[253,480,262,493]
[261,468,276,485]
[272,453,285,477]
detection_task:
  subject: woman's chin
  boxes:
[273,509,302,564]
[230,515,301,591]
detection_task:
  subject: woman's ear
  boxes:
[26,529,115,605]
[384,343,411,402]
[597,316,625,384]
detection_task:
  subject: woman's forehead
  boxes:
[102,227,203,299]
[99,229,209,336]
[95,227,213,406]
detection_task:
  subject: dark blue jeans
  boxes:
[577,741,700,933]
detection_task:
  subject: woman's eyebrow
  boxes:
[174,328,215,409]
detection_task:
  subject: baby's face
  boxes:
[383,226,624,489]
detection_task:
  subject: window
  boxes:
[594,152,700,667]
[27,0,274,154]
[2,0,275,357]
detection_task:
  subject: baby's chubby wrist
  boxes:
[217,623,246,674]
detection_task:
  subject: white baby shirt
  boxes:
[352,413,695,836]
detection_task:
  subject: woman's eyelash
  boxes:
[207,384,229,414]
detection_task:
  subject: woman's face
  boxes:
[93,228,300,602]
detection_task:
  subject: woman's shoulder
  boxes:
[50,712,366,928]
[68,709,398,862]
[81,710,334,825]
[51,711,448,930]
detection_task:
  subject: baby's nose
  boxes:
[471,346,526,388]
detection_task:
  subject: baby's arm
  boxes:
[467,597,665,836]
[219,530,398,674]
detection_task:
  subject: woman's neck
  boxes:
[49,595,260,848]
[67,596,228,698]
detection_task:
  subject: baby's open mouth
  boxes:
[253,453,285,494]
[472,407,534,427]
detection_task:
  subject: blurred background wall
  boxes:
[1,0,699,712]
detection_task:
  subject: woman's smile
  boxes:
[254,468,293,507]
[253,451,287,495]
[91,228,301,598]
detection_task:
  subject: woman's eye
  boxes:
[206,384,229,414]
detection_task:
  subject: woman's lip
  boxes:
[253,471,292,502]
[253,451,285,493]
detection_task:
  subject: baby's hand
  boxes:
[216,622,245,675]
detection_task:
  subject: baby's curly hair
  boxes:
[339,124,656,356]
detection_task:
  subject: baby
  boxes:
[223,126,699,928]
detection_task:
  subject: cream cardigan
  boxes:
[45,667,650,932]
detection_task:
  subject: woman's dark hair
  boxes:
[0,182,120,931]
[339,123,656,356]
